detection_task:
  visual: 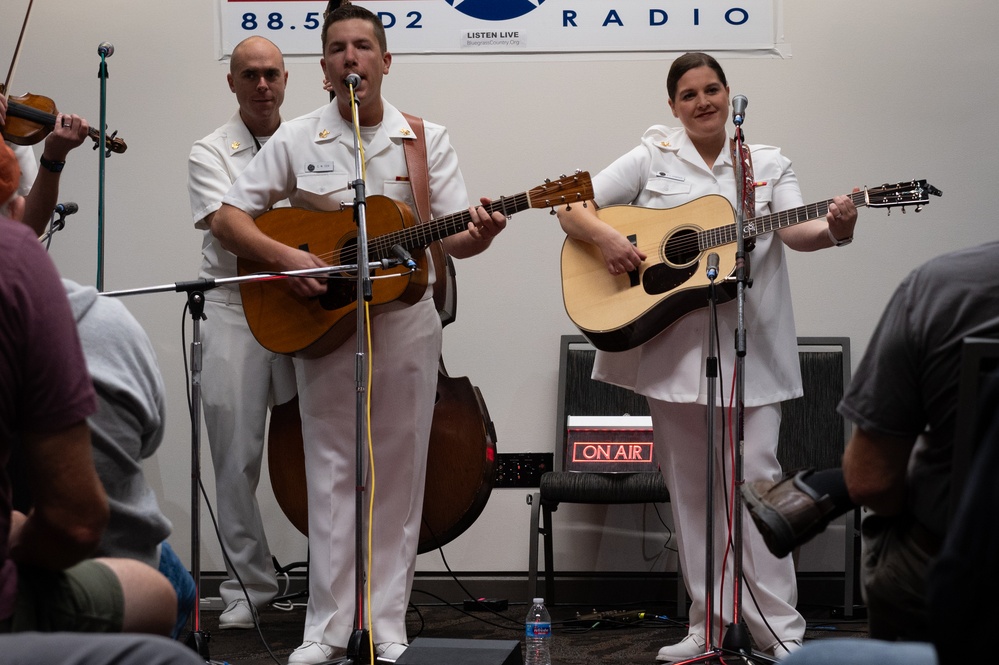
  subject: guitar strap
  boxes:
[401,112,455,324]
[731,139,756,220]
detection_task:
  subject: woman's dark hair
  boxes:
[666,52,727,101]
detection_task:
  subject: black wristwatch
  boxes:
[39,156,66,173]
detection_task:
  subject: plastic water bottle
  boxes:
[525,597,552,665]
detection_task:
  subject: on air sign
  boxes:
[565,416,657,474]
[220,1,781,57]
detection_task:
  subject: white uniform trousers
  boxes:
[294,299,441,648]
[648,399,805,652]
[202,299,297,607]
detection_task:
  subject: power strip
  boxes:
[493,453,553,488]
[463,598,509,612]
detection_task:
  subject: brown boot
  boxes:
[741,469,837,558]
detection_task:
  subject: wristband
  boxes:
[826,226,852,247]
[39,156,66,173]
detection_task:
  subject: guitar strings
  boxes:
[623,191,869,261]
[303,191,532,271]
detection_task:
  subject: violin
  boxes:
[2,92,127,155]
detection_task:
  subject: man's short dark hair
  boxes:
[321,3,388,55]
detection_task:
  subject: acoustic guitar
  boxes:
[561,179,942,352]
[239,173,593,358]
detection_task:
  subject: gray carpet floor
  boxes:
[195,601,868,664]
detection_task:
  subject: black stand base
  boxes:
[672,621,779,665]
[720,621,777,664]
[185,629,227,664]
[317,629,374,665]
[347,629,373,663]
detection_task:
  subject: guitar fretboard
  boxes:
[367,191,532,259]
[699,190,867,250]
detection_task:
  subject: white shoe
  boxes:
[287,641,338,665]
[219,599,255,630]
[771,639,803,660]
[656,634,706,662]
[375,642,408,662]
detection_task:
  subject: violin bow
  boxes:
[2,0,35,97]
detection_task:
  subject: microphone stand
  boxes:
[719,103,776,665]
[39,208,70,246]
[103,263,394,663]
[95,43,112,291]
[676,103,776,665]
[340,76,374,665]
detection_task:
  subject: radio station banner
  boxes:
[220,1,781,57]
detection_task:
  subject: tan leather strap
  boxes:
[401,112,454,324]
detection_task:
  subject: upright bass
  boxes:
[266,249,499,553]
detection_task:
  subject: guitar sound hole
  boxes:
[663,228,699,266]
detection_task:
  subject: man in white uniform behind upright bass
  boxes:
[187,36,297,630]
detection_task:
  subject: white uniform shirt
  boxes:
[189,111,291,303]
[11,143,37,197]
[590,125,804,406]
[222,99,470,305]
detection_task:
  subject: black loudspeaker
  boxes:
[394,638,523,665]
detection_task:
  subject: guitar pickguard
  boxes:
[314,239,357,311]
[642,262,697,295]
[319,279,356,311]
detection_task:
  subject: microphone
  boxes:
[344,73,361,89]
[98,42,114,57]
[732,95,748,125]
[706,252,719,281]
[55,202,79,216]
[390,244,417,269]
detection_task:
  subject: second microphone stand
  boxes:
[103,263,380,664]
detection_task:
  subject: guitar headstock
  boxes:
[529,171,594,213]
[866,180,942,213]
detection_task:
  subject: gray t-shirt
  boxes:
[839,241,999,537]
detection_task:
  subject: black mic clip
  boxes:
[390,244,417,270]
[51,202,78,232]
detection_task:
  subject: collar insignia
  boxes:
[319,129,330,139]
[660,141,671,148]
[230,141,241,151]
[400,128,412,136]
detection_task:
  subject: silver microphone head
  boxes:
[732,95,748,123]
[98,42,115,57]
[344,73,361,89]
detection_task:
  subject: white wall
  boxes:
[4,1,995,579]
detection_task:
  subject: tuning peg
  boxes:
[915,205,923,213]
[544,178,552,184]
[549,208,557,215]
